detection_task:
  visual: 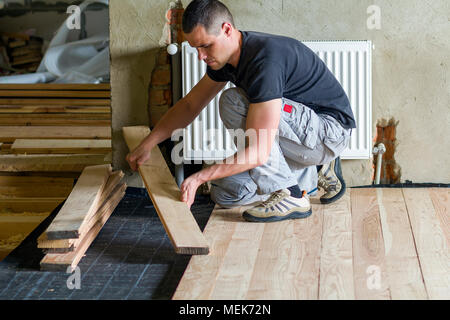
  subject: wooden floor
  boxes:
[173,188,449,300]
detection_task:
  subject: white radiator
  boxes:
[181,40,372,161]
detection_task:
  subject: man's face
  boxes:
[184,24,231,70]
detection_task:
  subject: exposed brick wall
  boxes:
[373,118,401,184]
[147,1,184,128]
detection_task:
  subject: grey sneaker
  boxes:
[242,189,312,223]
[317,156,346,204]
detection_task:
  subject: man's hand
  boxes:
[180,173,203,208]
[126,143,152,171]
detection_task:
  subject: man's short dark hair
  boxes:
[182,0,235,35]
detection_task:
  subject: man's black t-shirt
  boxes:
[207,31,356,129]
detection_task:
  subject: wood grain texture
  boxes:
[0,90,110,98]
[376,188,428,300]
[0,106,110,114]
[403,188,450,299]
[0,126,111,143]
[246,202,323,300]
[39,182,126,252]
[44,164,111,239]
[0,98,110,106]
[429,188,450,246]
[122,126,209,255]
[173,188,447,300]
[0,197,66,213]
[37,171,124,250]
[0,154,110,172]
[0,84,110,91]
[209,220,265,299]
[0,176,74,198]
[40,188,125,272]
[319,191,355,300]
[350,188,391,300]
[11,139,111,154]
[172,206,241,299]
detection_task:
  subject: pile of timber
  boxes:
[38,164,126,271]
[0,83,111,173]
[0,32,43,75]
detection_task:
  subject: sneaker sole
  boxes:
[242,208,313,223]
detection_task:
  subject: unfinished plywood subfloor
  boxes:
[173,188,449,300]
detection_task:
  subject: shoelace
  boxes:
[318,176,337,192]
[261,191,286,208]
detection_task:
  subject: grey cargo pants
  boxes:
[210,87,351,208]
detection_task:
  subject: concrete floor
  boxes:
[0,187,215,300]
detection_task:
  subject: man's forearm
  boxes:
[195,145,266,184]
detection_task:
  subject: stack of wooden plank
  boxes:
[0,83,111,173]
[0,32,43,74]
[38,164,126,271]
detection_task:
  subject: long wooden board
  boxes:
[350,188,391,300]
[0,197,66,213]
[0,176,74,198]
[0,98,110,106]
[0,90,110,98]
[122,126,209,255]
[11,139,111,154]
[403,188,450,299]
[44,164,111,239]
[319,191,355,300]
[0,126,111,143]
[376,188,427,299]
[0,106,110,114]
[0,84,110,91]
[0,154,110,172]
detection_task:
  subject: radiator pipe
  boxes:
[168,43,184,187]
[373,143,386,185]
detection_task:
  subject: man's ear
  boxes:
[222,22,233,37]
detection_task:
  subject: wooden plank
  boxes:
[0,154,110,172]
[172,206,240,299]
[403,188,450,299]
[0,98,110,106]
[0,197,66,213]
[0,126,111,143]
[40,188,125,271]
[319,191,355,300]
[76,172,124,239]
[0,106,110,114]
[44,164,111,239]
[0,90,110,98]
[246,202,323,300]
[376,188,428,299]
[350,188,391,300]
[209,221,265,300]
[0,176,74,198]
[38,182,126,252]
[0,118,111,126]
[0,84,110,91]
[122,126,209,255]
[429,188,450,246]
[11,139,111,154]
